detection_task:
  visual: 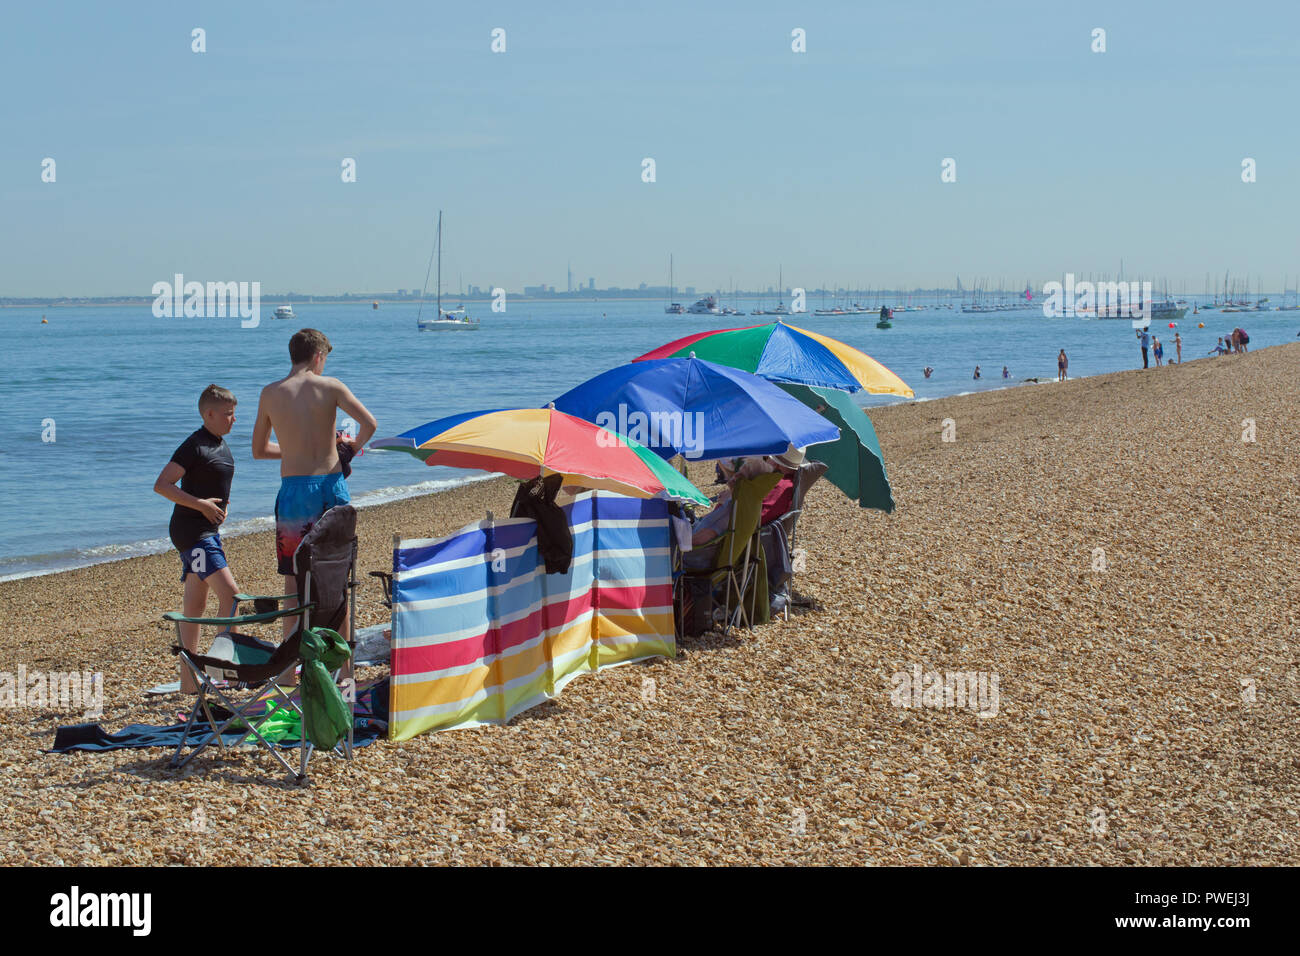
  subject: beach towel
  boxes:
[47,680,389,754]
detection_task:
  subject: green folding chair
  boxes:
[681,471,781,630]
[165,506,357,782]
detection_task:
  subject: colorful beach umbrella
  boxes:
[776,384,895,512]
[370,407,709,505]
[634,320,914,397]
[551,357,841,462]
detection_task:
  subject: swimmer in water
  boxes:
[923,366,934,379]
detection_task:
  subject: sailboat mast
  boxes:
[436,211,443,316]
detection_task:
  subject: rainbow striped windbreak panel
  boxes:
[389,492,675,740]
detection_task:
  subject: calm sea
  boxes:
[2,298,1294,579]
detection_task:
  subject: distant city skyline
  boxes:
[7,273,1291,310]
[4,2,1300,296]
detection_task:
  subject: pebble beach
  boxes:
[1,344,1296,866]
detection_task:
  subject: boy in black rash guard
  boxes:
[153,385,243,693]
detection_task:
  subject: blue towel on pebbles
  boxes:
[47,680,389,753]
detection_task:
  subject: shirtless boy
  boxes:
[252,329,376,636]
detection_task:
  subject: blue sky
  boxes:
[3,1,1299,296]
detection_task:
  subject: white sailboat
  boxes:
[769,266,790,315]
[417,211,480,332]
[664,254,684,314]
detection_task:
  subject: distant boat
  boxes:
[273,305,295,320]
[687,295,719,315]
[763,266,790,316]
[423,306,478,329]
[417,211,481,332]
[1278,281,1298,311]
[664,255,685,314]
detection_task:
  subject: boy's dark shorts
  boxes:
[178,534,229,582]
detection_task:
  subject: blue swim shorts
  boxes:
[179,533,229,582]
[275,472,351,575]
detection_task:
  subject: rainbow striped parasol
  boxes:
[370,406,708,505]
[635,320,913,397]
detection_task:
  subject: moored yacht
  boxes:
[686,295,719,315]
[416,211,481,332]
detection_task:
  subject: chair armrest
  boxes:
[233,592,296,603]
[767,508,801,531]
[368,571,394,606]
[162,603,316,627]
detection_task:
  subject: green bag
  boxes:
[299,627,352,750]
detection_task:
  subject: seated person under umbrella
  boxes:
[692,450,802,546]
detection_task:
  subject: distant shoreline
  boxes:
[4,291,971,309]
[1,296,699,308]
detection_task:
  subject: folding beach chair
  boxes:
[763,461,828,620]
[165,505,358,782]
[369,568,394,609]
[679,471,781,631]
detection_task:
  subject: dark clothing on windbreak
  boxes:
[510,474,573,574]
[168,426,234,551]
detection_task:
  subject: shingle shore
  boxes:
[1,345,1297,865]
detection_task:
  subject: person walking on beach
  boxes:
[1057,349,1068,381]
[1153,336,1164,367]
[1174,332,1182,364]
[253,329,377,637]
[1138,328,1150,368]
[153,385,243,693]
